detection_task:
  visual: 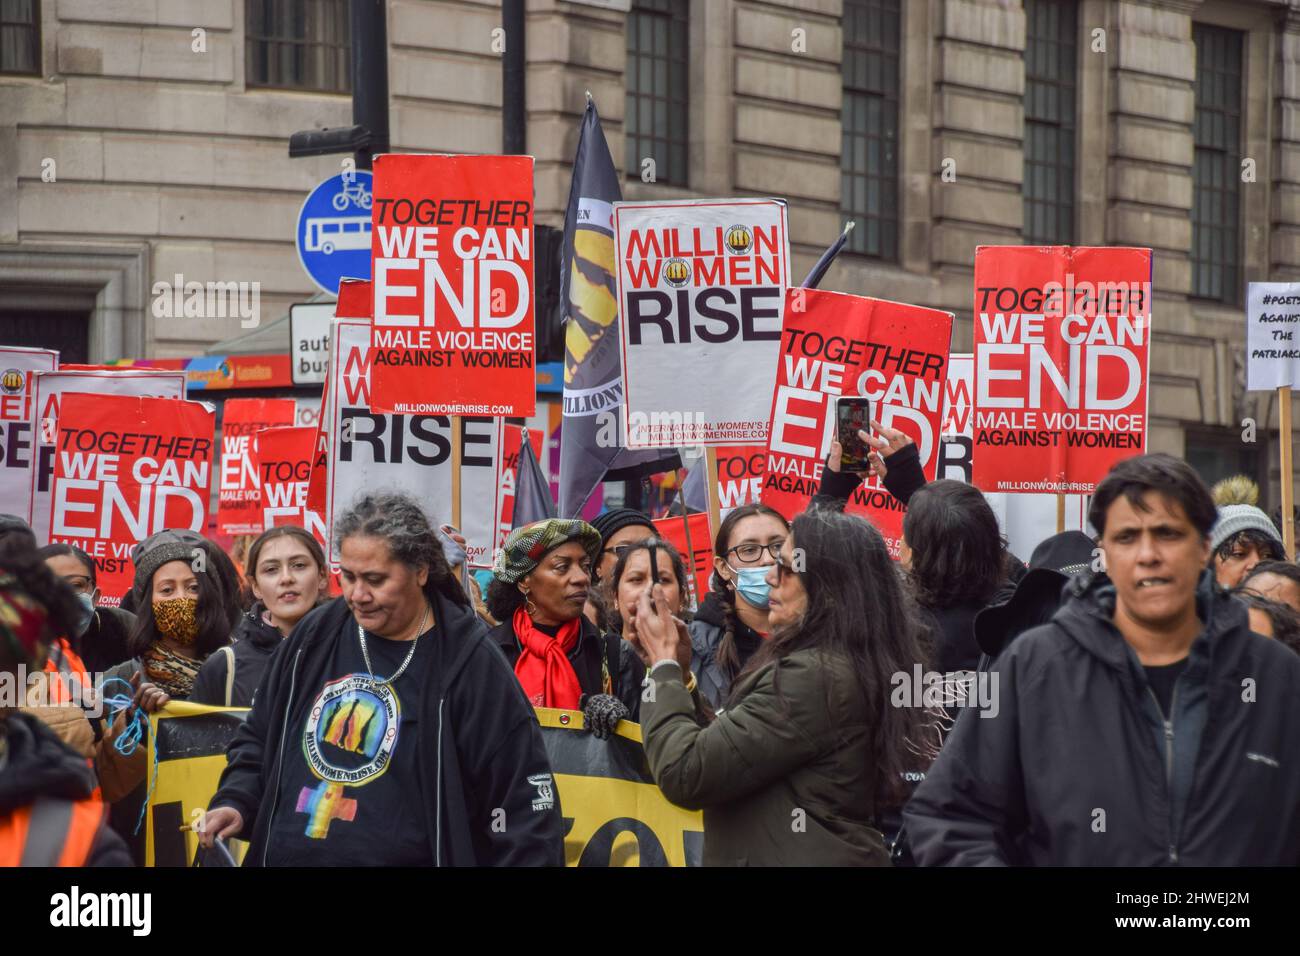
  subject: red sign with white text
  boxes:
[760,289,953,558]
[49,393,214,605]
[256,425,327,549]
[972,246,1151,493]
[216,398,296,535]
[715,445,766,513]
[652,512,713,609]
[369,154,536,417]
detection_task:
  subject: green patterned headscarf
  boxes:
[493,519,601,584]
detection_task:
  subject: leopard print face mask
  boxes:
[152,597,199,645]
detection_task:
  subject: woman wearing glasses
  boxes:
[636,507,930,866]
[687,504,790,709]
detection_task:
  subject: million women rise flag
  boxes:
[48,393,214,605]
[368,154,536,417]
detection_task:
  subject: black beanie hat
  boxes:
[131,529,206,605]
[589,508,656,549]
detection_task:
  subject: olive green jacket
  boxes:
[641,648,890,867]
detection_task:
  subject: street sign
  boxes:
[295,171,374,296]
[289,302,335,385]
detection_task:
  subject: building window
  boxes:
[1023,0,1077,244]
[1191,23,1244,304]
[246,0,350,93]
[0,0,40,76]
[841,0,900,260]
[625,0,689,186]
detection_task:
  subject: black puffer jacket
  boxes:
[904,570,1300,866]
[77,605,136,675]
[190,604,288,708]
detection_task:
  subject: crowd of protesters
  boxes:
[3,429,1300,867]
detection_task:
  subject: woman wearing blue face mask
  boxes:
[687,504,790,709]
[39,543,135,675]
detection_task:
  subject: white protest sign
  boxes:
[0,346,58,524]
[1246,282,1300,391]
[614,198,789,447]
[326,319,503,567]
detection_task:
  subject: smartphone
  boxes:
[835,396,874,471]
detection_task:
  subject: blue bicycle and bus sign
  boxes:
[295,171,375,296]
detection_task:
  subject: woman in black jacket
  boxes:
[202,492,562,866]
[189,526,329,707]
[486,519,642,739]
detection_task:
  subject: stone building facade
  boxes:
[1,0,1297,501]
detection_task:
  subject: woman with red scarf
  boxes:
[487,519,643,739]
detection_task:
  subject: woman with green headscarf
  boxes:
[487,519,645,738]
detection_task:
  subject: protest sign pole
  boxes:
[1056,493,1066,534]
[451,416,464,531]
[1281,386,1295,560]
[705,448,722,542]
[678,467,697,606]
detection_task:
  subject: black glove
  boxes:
[581,693,629,740]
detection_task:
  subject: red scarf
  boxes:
[512,606,583,709]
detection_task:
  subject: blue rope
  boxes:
[97,677,163,836]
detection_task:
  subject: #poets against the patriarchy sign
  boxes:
[972,246,1151,494]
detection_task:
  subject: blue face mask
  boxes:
[729,565,773,610]
[74,592,95,637]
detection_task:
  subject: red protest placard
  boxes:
[972,246,1151,493]
[652,513,713,609]
[369,154,536,417]
[760,289,953,558]
[256,425,327,549]
[216,398,296,535]
[49,393,214,605]
[716,445,766,513]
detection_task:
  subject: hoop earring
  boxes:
[520,587,538,618]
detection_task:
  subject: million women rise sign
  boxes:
[368,154,536,417]
[615,199,789,447]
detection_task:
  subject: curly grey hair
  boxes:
[333,491,468,607]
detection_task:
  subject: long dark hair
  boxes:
[333,492,468,608]
[607,537,689,635]
[709,503,790,678]
[903,479,1008,609]
[737,508,929,809]
[127,539,242,659]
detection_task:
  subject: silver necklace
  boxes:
[358,603,428,687]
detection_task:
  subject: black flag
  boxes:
[800,221,856,289]
[512,429,558,528]
[558,97,680,517]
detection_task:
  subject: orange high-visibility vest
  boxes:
[44,638,91,704]
[0,796,106,867]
